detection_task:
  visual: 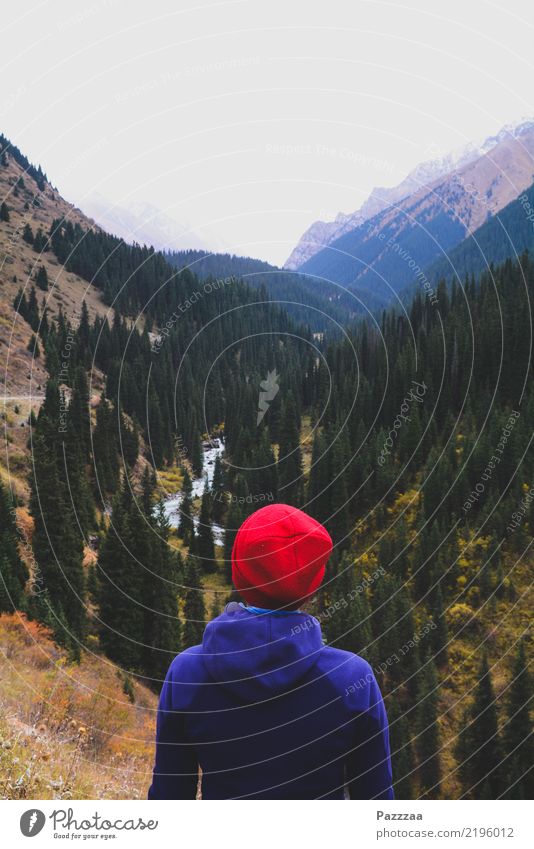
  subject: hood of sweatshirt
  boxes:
[202,603,324,701]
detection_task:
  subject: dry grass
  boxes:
[0,613,157,800]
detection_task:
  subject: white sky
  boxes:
[2,0,534,266]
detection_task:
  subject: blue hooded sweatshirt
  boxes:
[148,603,393,800]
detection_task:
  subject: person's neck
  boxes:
[241,603,301,616]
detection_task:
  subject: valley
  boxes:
[0,123,532,801]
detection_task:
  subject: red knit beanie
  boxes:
[231,504,333,609]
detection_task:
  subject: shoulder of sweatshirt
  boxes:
[315,646,380,713]
[162,645,216,711]
[166,644,211,686]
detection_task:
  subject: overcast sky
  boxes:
[2,0,534,265]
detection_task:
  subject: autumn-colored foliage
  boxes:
[0,613,156,799]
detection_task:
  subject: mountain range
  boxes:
[284,118,534,306]
[73,119,534,318]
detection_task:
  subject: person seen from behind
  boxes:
[149,503,394,799]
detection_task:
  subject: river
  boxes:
[161,438,225,545]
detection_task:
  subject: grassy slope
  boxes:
[0,612,157,800]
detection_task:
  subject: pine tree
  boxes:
[415,654,441,798]
[0,482,28,612]
[69,367,92,464]
[501,641,533,799]
[26,286,40,331]
[307,429,331,525]
[142,502,182,683]
[190,425,203,478]
[13,287,27,318]
[252,427,278,502]
[209,596,221,621]
[30,414,86,647]
[177,470,195,546]
[22,223,34,245]
[390,583,420,700]
[147,387,165,468]
[93,396,119,498]
[64,376,95,535]
[33,228,48,253]
[77,300,91,367]
[97,487,143,671]
[277,392,303,506]
[182,556,206,649]
[428,583,448,666]
[325,423,351,547]
[387,697,415,799]
[36,265,49,291]
[323,554,374,663]
[211,454,227,523]
[455,654,504,798]
[0,201,9,221]
[196,486,217,573]
[120,412,139,468]
[223,475,248,583]
[27,334,40,357]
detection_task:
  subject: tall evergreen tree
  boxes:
[223,475,248,583]
[428,582,449,666]
[177,470,195,546]
[195,486,217,573]
[26,286,40,331]
[141,501,182,683]
[182,556,206,649]
[307,429,330,525]
[97,486,144,671]
[93,395,120,498]
[30,412,86,650]
[36,265,49,291]
[455,654,504,799]
[323,554,374,664]
[501,640,533,799]
[277,392,303,506]
[415,654,441,798]
[0,482,28,612]
[387,697,414,800]
[211,454,227,524]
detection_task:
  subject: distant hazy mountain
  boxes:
[286,119,534,273]
[289,119,534,304]
[83,194,208,252]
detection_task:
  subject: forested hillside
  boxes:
[0,135,532,801]
[164,248,363,328]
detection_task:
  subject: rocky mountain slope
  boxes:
[285,120,534,303]
[0,138,109,395]
[0,136,110,497]
[290,122,534,304]
[419,178,534,291]
[284,136,490,271]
